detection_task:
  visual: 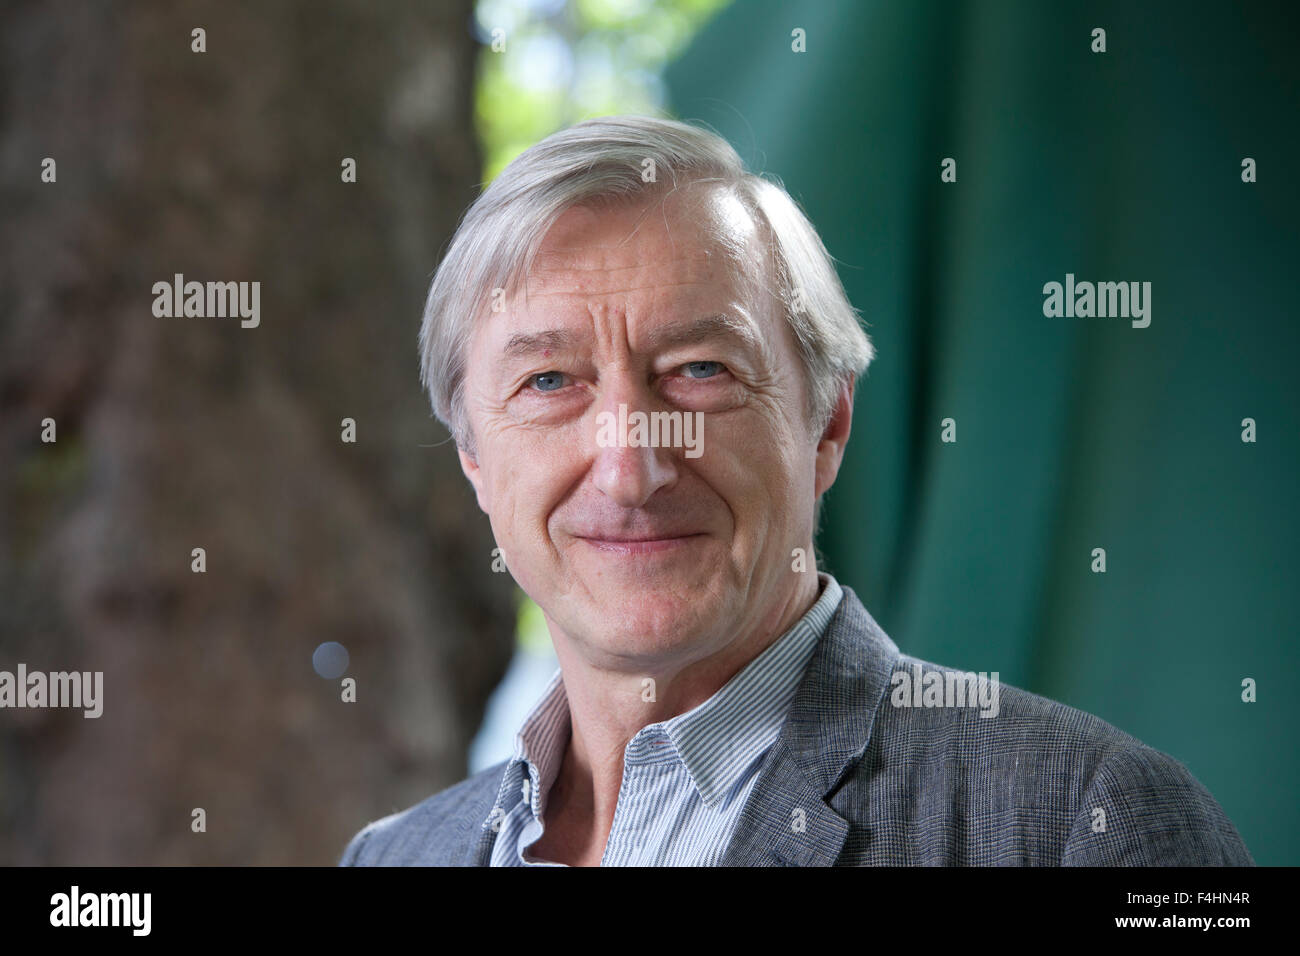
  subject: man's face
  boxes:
[459,183,830,672]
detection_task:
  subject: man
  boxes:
[340,115,1251,866]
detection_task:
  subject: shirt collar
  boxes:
[491,572,844,819]
[664,572,842,807]
[494,667,569,823]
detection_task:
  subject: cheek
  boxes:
[696,419,789,528]
[481,423,585,539]
[706,402,805,488]
[714,434,813,564]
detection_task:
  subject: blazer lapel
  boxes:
[464,764,514,865]
[718,739,851,865]
[721,586,901,866]
[467,821,496,866]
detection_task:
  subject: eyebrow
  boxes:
[499,314,762,363]
[642,314,763,354]
[501,328,577,361]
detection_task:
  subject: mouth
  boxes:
[576,533,706,555]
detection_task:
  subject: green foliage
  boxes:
[515,588,553,651]
[475,0,731,181]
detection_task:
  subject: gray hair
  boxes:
[418,114,874,457]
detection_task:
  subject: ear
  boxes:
[458,445,491,513]
[813,380,854,499]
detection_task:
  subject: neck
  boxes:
[541,569,823,857]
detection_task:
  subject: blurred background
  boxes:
[1,0,1295,865]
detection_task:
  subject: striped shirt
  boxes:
[486,572,843,866]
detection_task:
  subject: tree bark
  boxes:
[0,0,514,864]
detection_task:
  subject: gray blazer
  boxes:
[340,586,1253,865]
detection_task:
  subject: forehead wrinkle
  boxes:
[524,278,738,299]
[531,205,754,281]
[587,299,630,361]
[531,255,713,274]
[524,253,746,300]
[529,246,728,277]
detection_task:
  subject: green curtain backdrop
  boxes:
[667,0,1297,864]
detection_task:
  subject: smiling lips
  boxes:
[576,532,705,554]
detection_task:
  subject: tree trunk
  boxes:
[0,0,514,864]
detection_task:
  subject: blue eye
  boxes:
[683,361,724,379]
[529,371,567,392]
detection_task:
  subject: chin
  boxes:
[582,589,725,661]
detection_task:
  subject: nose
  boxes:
[589,376,680,509]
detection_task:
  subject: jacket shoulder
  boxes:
[839,653,1252,864]
[1062,743,1254,865]
[868,653,1154,779]
[339,760,507,866]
